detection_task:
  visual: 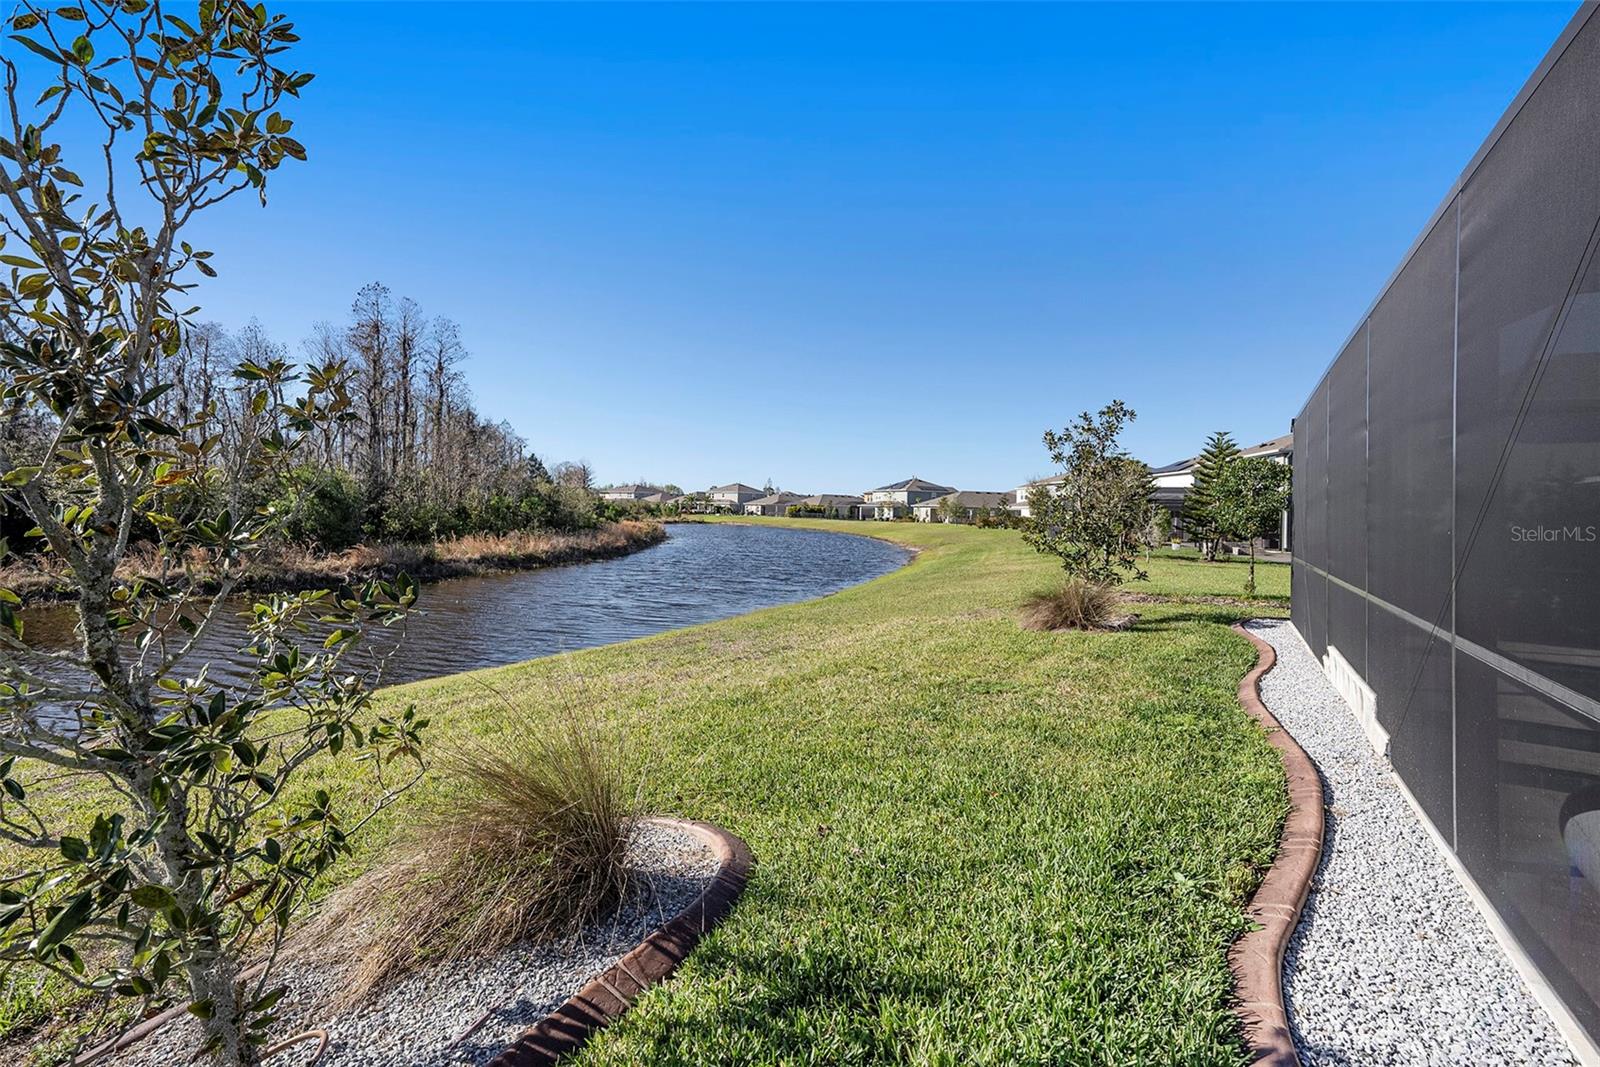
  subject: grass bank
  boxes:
[6,518,1291,1064]
[0,520,665,604]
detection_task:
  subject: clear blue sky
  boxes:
[179,1,1579,492]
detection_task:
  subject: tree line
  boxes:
[4,282,606,551]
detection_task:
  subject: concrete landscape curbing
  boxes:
[488,819,755,1067]
[1246,619,1578,1066]
[1229,623,1325,1067]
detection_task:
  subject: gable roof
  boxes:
[603,483,659,494]
[747,492,805,506]
[868,476,956,494]
[1151,432,1295,476]
[803,494,863,506]
[710,483,761,494]
[915,491,1010,510]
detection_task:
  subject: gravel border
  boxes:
[93,819,726,1067]
[1243,619,1576,1066]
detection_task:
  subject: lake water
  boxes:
[22,523,910,694]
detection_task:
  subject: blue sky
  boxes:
[176,1,1578,492]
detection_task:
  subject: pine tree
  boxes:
[1184,430,1241,560]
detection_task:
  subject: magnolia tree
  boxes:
[1207,455,1291,597]
[1023,400,1154,585]
[0,4,425,1064]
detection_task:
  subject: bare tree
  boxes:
[347,281,391,493]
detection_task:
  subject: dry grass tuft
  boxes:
[302,709,639,1002]
[1020,579,1128,631]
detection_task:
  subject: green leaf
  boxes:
[70,35,92,65]
[247,986,286,1013]
[34,891,93,954]
[1,466,41,486]
[58,836,87,862]
[130,884,175,910]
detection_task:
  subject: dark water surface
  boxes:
[23,523,910,693]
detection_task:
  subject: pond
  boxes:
[21,522,910,695]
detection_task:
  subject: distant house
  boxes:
[1151,433,1293,546]
[743,492,807,517]
[795,494,865,519]
[911,491,1010,524]
[862,477,956,520]
[1009,475,1065,520]
[708,483,763,512]
[638,491,675,505]
[598,483,664,502]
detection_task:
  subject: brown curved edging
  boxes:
[488,818,754,1067]
[1229,623,1325,1067]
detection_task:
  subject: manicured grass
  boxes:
[5,520,1290,1064]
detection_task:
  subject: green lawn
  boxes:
[6,519,1291,1064]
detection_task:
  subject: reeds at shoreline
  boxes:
[0,521,667,604]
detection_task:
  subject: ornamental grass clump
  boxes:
[310,711,638,1002]
[1020,578,1124,632]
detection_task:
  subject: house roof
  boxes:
[710,483,761,494]
[747,492,806,506]
[867,476,956,494]
[1151,432,1295,476]
[804,494,863,506]
[915,491,1010,510]
[1244,433,1294,457]
[603,483,659,494]
[1018,474,1067,488]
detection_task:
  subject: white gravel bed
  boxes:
[1244,619,1575,1066]
[103,820,719,1067]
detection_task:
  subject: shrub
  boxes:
[1021,578,1125,631]
[308,709,638,1000]
[275,466,366,548]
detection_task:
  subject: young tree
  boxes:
[0,5,426,1064]
[1207,456,1291,596]
[936,495,964,524]
[1023,401,1153,585]
[1184,430,1240,560]
[1142,504,1174,561]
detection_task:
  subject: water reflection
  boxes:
[21,523,909,692]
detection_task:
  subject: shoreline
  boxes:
[3,521,667,607]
